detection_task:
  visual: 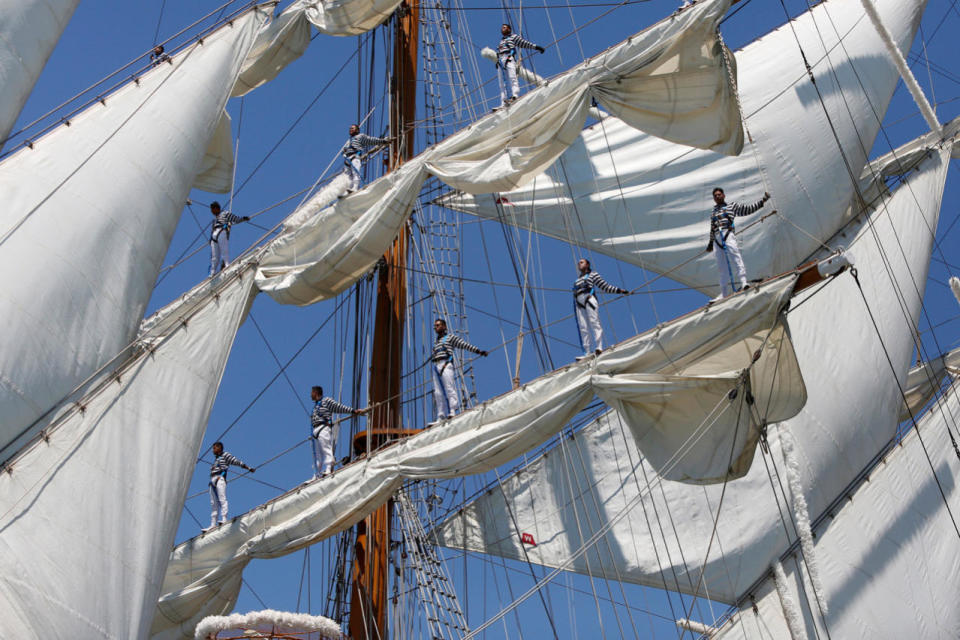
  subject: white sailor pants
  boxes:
[432,361,460,420]
[713,232,747,296]
[209,229,229,276]
[209,476,228,526]
[575,293,603,353]
[346,157,363,191]
[312,425,335,477]
[498,58,520,104]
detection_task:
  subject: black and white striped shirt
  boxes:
[573,271,626,298]
[210,452,246,478]
[311,397,356,430]
[211,211,244,237]
[709,198,766,241]
[497,33,539,62]
[432,333,483,363]
[341,133,389,160]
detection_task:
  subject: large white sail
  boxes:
[152,273,803,637]
[0,0,81,146]
[0,10,266,455]
[711,377,960,639]
[0,269,257,639]
[432,146,953,603]
[439,0,926,296]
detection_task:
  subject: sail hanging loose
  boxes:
[431,145,953,604]
[438,0,927,297]
[0,7,268,456]
[0,0,81,148]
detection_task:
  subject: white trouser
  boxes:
[432,361,459,420]
[574,294,603,354]
[209,229,229,276]
[346,157,362,191]
[498,58,520,105]
[209,476,228,526]
[713,232,747,297]
[312,425,334,477]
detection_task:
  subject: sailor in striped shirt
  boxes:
[209,201,249,276]
[310,385,364,478]
[573,259,628,358]
[706,187,770,297]
[431,319,488,423]
[496,24,544,108]
[205,441,254,532]
[341,124,390,192]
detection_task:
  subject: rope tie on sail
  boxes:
[771,560,806,640]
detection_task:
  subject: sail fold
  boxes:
[231,4,312,97]
[439,0,926,296]
[0,271,257,639]
[0,9,266,455]
[193,109,235,193]
[432,146,951,603]
[0,0,81,146]
[153,273,800,636]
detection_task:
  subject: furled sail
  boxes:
[438,0,926,296]
[432,146,953,603]
[152,274,803,637]
[0,268,258,639]
[0,9,266,455]
[900,347,960,421]
[0,0,81,147]
[711,377,960,639]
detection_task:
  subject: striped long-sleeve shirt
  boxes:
[211,210,244,237]
[311,397,356,430]
[709,198,766,241]
[341,133,389,160]
[497,33,540,63]
[432,333,483,363]
[210,452,246,478]
[573,270,627,298]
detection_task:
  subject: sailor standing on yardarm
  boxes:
[573,258,628,359]
[706,187,770,297]
[496,23,544,108]
[204,441,254,532]
[341,124,390,193]
[430,319,487,424]
[208,201,248,276]
[309,385,365,479]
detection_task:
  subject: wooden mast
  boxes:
[349,2,419,638]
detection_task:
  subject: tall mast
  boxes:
[349,1,419,638]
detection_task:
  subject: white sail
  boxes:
[0,269,257,639]
[152,274,802,637]
[0,10,266,455]
[712,377,960,639]
[432,146,952,603]
[193,109,235,193]
[0,0,81,146]
[901,348,960,421]
[438,0,926,296]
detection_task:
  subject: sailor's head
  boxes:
[577,258,591,274]
[212,441,224,456]
[349,124,359,136]
[712,187,725,205]
[209,201,221,215]
[311,385,323,401]
[434,318,447,335]
[152,45,164,57]
[501,23,512,36]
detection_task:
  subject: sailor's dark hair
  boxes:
[712,187,724,195]
[210,201,221,209]
[579,257,591,268]
[435,318,447,326]
[312,385,323,396]
[213,441,223,449]
[502,23,511,29]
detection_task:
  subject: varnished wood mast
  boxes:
[349,1,420,638]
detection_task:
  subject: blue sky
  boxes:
[15,0,960,636]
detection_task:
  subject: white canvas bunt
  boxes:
[193,109,235,193]
[432,148,952,603]
[439,0,926,297]
[194,610,343,639]
[0,0,80,147]
[712,379,960,640]
[900,348,960,421]
[0,9,266,455]
[0,272,257,639]
[152,275,802,637]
